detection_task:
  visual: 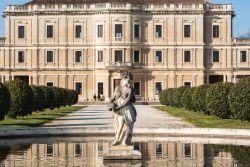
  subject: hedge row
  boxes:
[159,77,250,121]
[0,80,78,120]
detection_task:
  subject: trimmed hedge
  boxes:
[31,86,45,112]
[228,77,250,121]
[0,80,78,121]
[0,83,10,120]
[206,82,234,119]
[182,87,197,111]
[159,88,175,106]
[5,80,34,119]
[159,89,168,105]
[192,84,210,114]
[172,86,188,108]
[67,89,78,106]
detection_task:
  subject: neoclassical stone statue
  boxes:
[109,72,137,146]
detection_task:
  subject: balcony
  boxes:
[105,62,132,70]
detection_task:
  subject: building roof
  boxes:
[26,0,208,5]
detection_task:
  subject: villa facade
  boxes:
[0,0,249,101]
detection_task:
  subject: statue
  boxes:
[108,72,137,146]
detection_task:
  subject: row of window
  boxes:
[17,24,220,39]
[46,142,191,158]
[65,81,190,97]
[16,50,248,64]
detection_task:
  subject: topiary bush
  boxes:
[182,87,197,111]
[192,84,210,113]
[206,82,234,119]
[67,89,78,106]
[5,80,34,119]
[51,87,64,109]
[0,83,10,120]
[39,86,55,110]
[31,85,45,112]
[172,86,188,108]
[159,89,168,105]
[167,88,175,107]
[228,77,250,121]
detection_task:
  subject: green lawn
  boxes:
[0,106,84,129]
[156,106,250,129]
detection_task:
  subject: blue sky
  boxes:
[0,0,249,37]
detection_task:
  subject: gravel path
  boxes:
[44,105,194,128]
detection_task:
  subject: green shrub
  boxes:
[58,88,67,107]
[159,89,168,105]
[159,88,175,106]
[173,86,188,108]
[228,77,250,121]
[182,87,197,111]
[0,83,10,120]
[67,89,78,106]
[5,80,34,119]
[39,86,55,110]
[51,87,64,109]
[31,86,45,112]
[167,88,175,107]
[206,82,234,119]
[192,84,210,113]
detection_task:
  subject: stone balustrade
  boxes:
[5,3,232,13]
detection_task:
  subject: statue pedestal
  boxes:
[103,145,142,160]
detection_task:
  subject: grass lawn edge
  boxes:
[0,106,84,129]
[155,106,250,129]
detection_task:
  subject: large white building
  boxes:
[0,0,249,101]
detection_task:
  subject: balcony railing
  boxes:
[105,62,132,69]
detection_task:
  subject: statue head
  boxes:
[120,72,133,88]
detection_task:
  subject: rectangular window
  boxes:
[46,82,54,87]
[213,25,220,38]
[155,51,162,62]
[75,82,83,95]
[18,51,25,63]
[18,26,25,38]
[134,24,140,38]
[184,25,191,38]
[156,143,163,156]
[134,82,141,96]
[46,144,53,157]
[115,24,123,37]
[184,144,191,157]
[98,82,104,95]
[47,25,54,38]
[46,51,54,63]
[97,51,103,62]
[184,51,191,62]
[184,82,192,87]
[75,25,82,38]
[75,51,82,63]
[97,25,103,38]
[114,50,123,62]
[240,51,247,62]
[133,51,140,63]
[213,51,220,62]
[155,82,162,95]
[155,25,162,38]
[75,144,82,157]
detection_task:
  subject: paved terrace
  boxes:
[1,105,250,139]
[43,105,194,128]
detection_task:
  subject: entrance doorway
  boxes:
[113,79,121,90]
[14,76,29,84]
[209,75,223,84]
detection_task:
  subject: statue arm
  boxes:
[115,88,132,110]
[110,86,118,103]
